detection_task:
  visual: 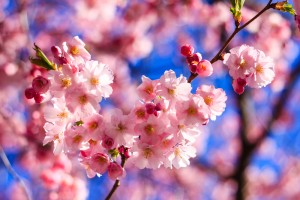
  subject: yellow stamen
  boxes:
[57,111,68,119]
[90,77,99,86]
[79,95,88,105]
[61,78,71,88]
[143,148,153,159]
[70,46,80,55]
[204,96,213,106]
[256,65,264,74]
[144,124,154,135]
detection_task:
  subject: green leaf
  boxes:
[274,2,295,15]
[30,44,56,70]
[283,3,296,15]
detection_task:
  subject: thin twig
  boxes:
[105,156,126,200]
[0,145,32,200]
[188,0,274,83]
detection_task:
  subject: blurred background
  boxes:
[1,0,300,199]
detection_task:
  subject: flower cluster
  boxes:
[26,36,227,180]
[223,45,275,94]
[180,44,213,77]
[129,70,227,169]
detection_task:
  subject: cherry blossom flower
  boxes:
[62,36,91,65]
[196,85,227,120]
[81,60,113,98]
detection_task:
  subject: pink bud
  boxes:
[123,148,131,159]
[118,146,131,159]
[155,103,162,111]
[25,88,36,99]
[51,46,62,58]
[34,93,44,104]
[196,60,213,77]
[237,78,247,87]
[233,79,246,95]
[32,76,50,94]
[180,44,194,57]
[108,162,124,180]
[102,135,114,149]
[145,103,156,114]
[186,53,202,65]
[189,64,197,73]
[90,153,110,174]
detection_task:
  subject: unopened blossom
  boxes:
[107,162,124,180]
[196,85,227,120]
[293,0,300,29]
[32,76,50,94]
[196,60,213,77]
[24,88,36,99]
[89,153,110,175]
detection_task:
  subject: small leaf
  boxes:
[274,2,296,15]
[30,44,56,70]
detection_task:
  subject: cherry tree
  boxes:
[1,0,300,200]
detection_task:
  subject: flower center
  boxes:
[88,121,98,130]
[79,95,88,105]
[204,96,213,106]
[144,124,154,135]
[187,107,197,115]
[256,65,264,74]
[90,77,99,86]
[239,59,247,68]
[145,86,153,94]
[168,88,175,95]
[57,111,68,119]
[73,135,83,143]
[143,148,153,159]
[70,46,80,55]
[61,78,71,88]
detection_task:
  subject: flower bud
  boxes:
[25,88,36,99]
[186,53,202,65]
[102,135,114,149]
[145,103,156,114]
[34,93,44,103]
[180,44,194,57]
[90,153,110,174]
[108,162,124,180]
[32,76,50,94]
[196,60,213,77]
[51,46,62,58]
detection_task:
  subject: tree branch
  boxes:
[188,0,274,83]
[105,156,126,200]
[233,61,300,200]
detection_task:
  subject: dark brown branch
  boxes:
[233,62,300,200]
[105,156,126,200]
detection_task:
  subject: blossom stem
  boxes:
[0,145,32,200]
[188,0,273,83]
[105,155,126,200]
